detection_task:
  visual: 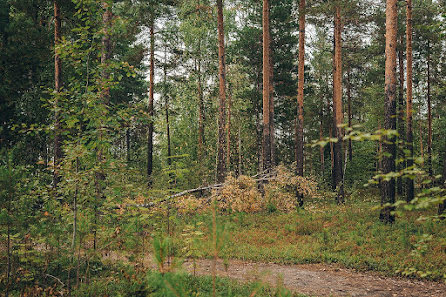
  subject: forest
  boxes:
[1,0,446,296]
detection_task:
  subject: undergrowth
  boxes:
[172,195,446,281]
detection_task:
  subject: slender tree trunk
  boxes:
[378,119,383,191]
[427,45,433,177]
[269,47,275,167]
[439,147,446,216]
[147,19,155,186]
[295,0,305,207]
[126,128,130,164]
[53,0,62,188]
[329,123,334,180]
[347,68,353,162]
[419,107,424,167]
[332,3,344,203]
[216,0,227,183]
[262,0,272,172]
[94,1,112,250]
[380,0,397,224]
[237,126,242,177]
[197,58,205,160]
[406,0,414,202]
[397,45,405,196]
[227,89,232,171]
[319,111,325,175]
[6,191,11,297]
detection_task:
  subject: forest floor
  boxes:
[105,253,446,297]
[181,258,446,297]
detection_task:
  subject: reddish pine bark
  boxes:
[406,0,414,202]
[380,0,398,224]
[216,0,227,183]
[147,19,155,186]
[262,0,272,172]
[332,3,344,203]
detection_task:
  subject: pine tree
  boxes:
[380,0,398,224]
[216,0,227,183]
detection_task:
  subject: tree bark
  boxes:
[319,110,325,175]
[196,57,205,160]
[380,0,397,224]
[439,147,446,216]
[406,0,414,202]
[147,19,155,186]
[94,1,113,250]
[269,45,275,167]
[262,0,272,173]
[347,68,353,162]
[397,45,405,196]
[332,3,344,203]
[53,0,62,188]
[216,0,227,183]
[296,0,305,207]
[227,88,232,171]
[427,45,432,177]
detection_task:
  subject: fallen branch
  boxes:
[45,273,65,287]
[128,172,278,209]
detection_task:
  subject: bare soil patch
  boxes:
[184,259,445,297]
[104,253,445,297]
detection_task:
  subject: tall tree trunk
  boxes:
[237,126,242,177]
[397,45,405,196]
[216,0,227,183]
[94,1,112,250]
[380,0,397,224]
[296,0,305,207]
[262,0,272,172]
[319,110,325,175]
[227,89,232,171]
[378,119,383,191]
[439,147,446,216]
[332,3,344,203]
[53,0,62,188]
[347,68,353,162]
[406,0,414,202]
[147,19,155,186]
[427,45,432,177]
[197,57,205,160]
[329,123,334,180]
[269,47,275,166]
[419,107,424,167]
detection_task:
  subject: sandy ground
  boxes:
[104,252,446,297]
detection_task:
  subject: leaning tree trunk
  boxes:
[262,0,272,172]
[147,19,155,186]
[380,0,397,224]
[53,0,62,188]
[406,0,414,202]
[332,3,344,203]
[216,0,227,183]
[295,0,305,207]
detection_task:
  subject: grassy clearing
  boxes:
[173,194,446,281]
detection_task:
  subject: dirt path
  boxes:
[105,253,446,297]
[180,259,445,297]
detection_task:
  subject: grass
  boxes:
[71,262,306,297]
[173,195,446,281]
